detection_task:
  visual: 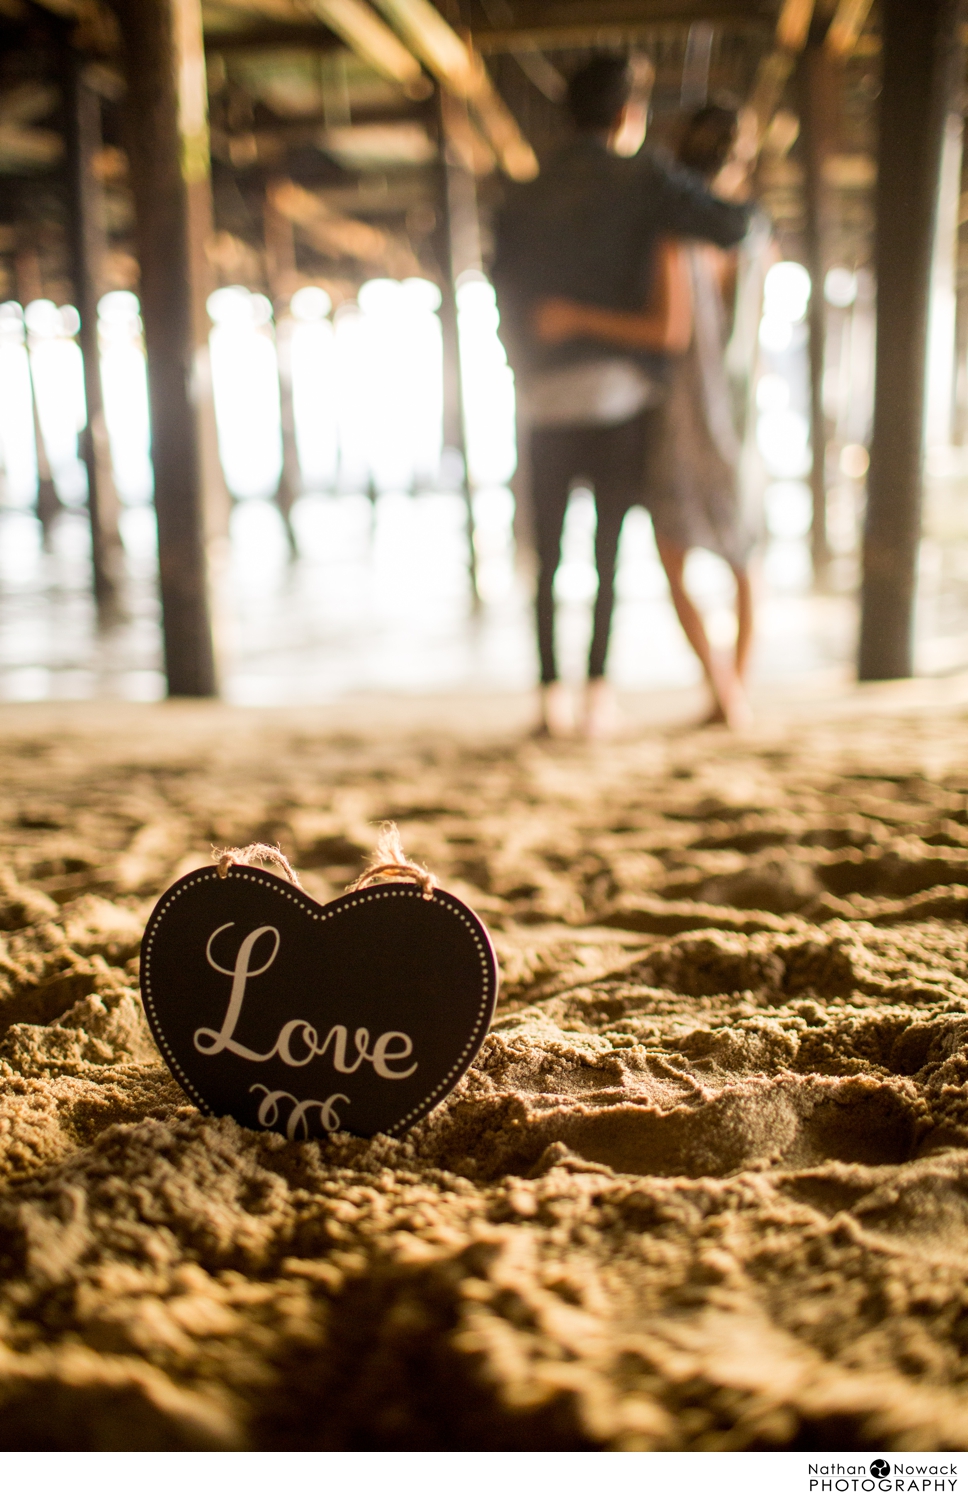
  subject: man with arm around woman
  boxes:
[493,60,757,734]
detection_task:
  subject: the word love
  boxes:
[194,924,417,1079]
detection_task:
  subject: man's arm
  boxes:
[644,152,750,248]
[491,196,534,371]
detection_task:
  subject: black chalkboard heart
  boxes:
[140,865,498,1141]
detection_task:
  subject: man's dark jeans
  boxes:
[530,409,656,684]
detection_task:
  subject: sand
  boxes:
[1,688,968,1450]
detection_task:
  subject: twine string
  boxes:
[347,821,436,900]
[213,825,435,900]
[214,842,304,889]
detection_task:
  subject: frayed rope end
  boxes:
[212,825,435,900]
[213,843,304,889]
[347,821,436,899]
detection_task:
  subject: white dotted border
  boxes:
[140,868,497,1138]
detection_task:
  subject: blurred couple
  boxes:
[493,56,759,737]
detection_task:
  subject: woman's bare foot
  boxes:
[696,661,752,730]
[697,700,728,727]
[708,668,753,730]
[723,675,753,730]
[697,657,733,726]
[534,681,575,739]
[583,678,621,740]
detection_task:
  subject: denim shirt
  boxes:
[491,136,751,384]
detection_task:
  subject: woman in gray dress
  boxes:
[534,106,758,729]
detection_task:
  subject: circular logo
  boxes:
[870,1461,890,1479]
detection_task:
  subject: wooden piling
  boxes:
[265,188,301,554]
[63,51,124,617]
[858,0,961,680]
[435,85,479,607]
[14,249,61,546]
[116,0,219,695]
[798,35,835,580]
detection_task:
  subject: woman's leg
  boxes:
[655,533,732,723]
[733,564,754,683]
[716,562,755,728]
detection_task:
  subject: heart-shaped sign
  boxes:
[140,865,498,1141]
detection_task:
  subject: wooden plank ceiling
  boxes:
[0,0,880,305]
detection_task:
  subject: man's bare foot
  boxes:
[534,681,575,739]
[583,678,621,740]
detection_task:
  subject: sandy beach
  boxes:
[1,683,968,1449]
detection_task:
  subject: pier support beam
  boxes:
[435,85,480,606]
[64,52,124,617]
[116,0,219,695]
[15,249,61,545]
[858,0,961,680]
[798,34,835,580]
[265,188,301,554]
